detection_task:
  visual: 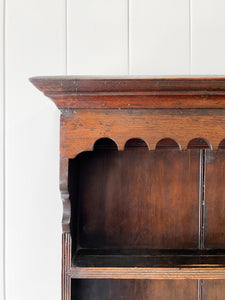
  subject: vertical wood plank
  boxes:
[191,0,225,74]
[202,280,225,300]
[204,150,225,248]
[62,233,72,300]
[0,0,4,299]
[67,0,128,75]
[130,0,190,75]
[5,0,65,299]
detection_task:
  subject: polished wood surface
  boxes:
[30,77,225,299]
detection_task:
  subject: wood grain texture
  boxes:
[30,77,225,109]
[29,77,225,298]
[30,77,225,93]
[73,249,225,268]
[71,279,198,299]
[68,267,225,280]
[60,158,71,232]
[205,150,225,248]
[202,280,225,300]
[60,109,225,158]
[62,233,72,300]
[72,149,199,249]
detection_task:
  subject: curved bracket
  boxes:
[60,158,71,233]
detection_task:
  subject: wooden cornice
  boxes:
[30,76,225,109]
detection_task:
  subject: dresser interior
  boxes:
[71,279,199,300]
[68,138,225,269]
[71,279,225,300]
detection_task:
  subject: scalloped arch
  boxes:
[218,139,225,149]
[187,138,212,150]
[155,138,181,150]
[70,137,225,158]
[93,137,118,151]
[124,138,150,150]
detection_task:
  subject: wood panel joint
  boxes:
[199,150,206,249]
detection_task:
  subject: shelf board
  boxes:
[73,249,225,267]
[67,249,225,279]
[67,267,225,280]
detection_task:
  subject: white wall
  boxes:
[1,0,5,299]
[1,0,225,299]
[5,1,64,299]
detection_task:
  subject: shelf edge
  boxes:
[67,267,225,280]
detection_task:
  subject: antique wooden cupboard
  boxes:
[30,77,225,299]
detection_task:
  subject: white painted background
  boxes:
[1,0,225,299]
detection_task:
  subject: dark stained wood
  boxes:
[29,77,225,299]
[73,249,225,268]
[62,233,72,300]
[29,76,225,109]
[38,93,225,109]
[202,280,225,299]
[155,138,180,149]
[30,76,225,93]
[72,149,199,250]
[218,139,225,149]
[124,138,149,150]
[71,279,198,300]
[94,137,118,150]
[187,138,211,149]
[205,150,225,248]
[60,158,70,232]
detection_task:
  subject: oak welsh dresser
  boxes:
[30,77,225,299]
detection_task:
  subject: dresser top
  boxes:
[30,76,225,109]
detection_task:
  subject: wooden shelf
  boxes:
[68,249,225,279]
[72,249,225,267]
[67,267,225,280]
